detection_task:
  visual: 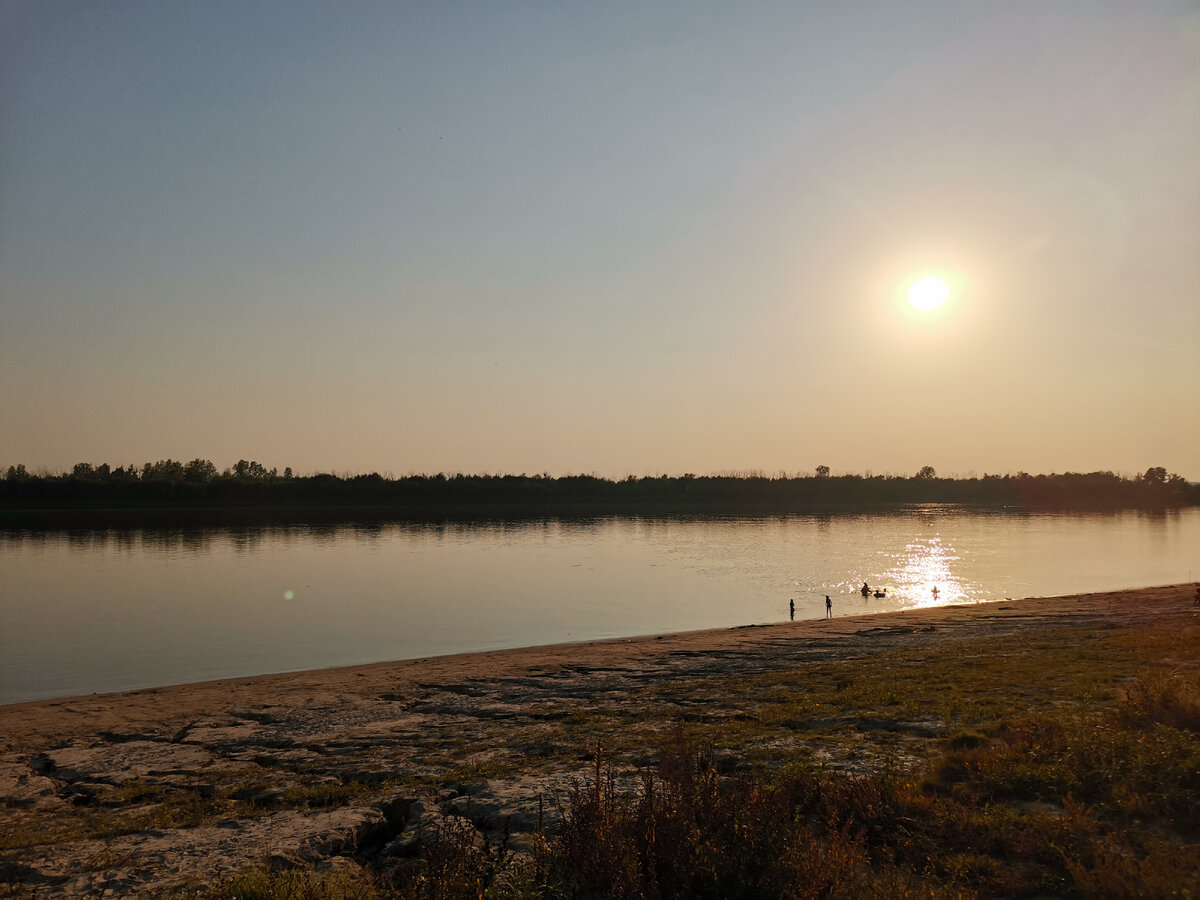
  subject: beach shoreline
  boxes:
[1,585,1193,749]
[2,583,1197,896]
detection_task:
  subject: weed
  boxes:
[1115,671,1200,732]
[283,780,372,811]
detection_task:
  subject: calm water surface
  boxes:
[2,506,1197,704]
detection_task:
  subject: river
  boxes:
[2,505,1196,704]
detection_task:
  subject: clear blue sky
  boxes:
[2,1,1197,478]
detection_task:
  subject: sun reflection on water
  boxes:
[830,533,980,608]
[897,536,992,607]
[884,536,968,607]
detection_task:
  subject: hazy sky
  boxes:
[3,2,1198,478]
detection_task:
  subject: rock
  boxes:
[445,794,508,830]
[375,795,418,827]
[265,850,306,871]
[66,780,123,806]
[445,780,490,799]
[0,860,49,886]
[232,785,287,806]
[321,855,364,876]
[297,807,388,858]
[0,759,63,811]
[382,800,473,858]
[9,807,392,896]
[180,723,267,745]
[46,741,216,784]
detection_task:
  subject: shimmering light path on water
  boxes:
[2,506,1197,704]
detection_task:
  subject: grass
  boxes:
[1,786,255,853]
[0,774,382,854]
[378,669,1197,899]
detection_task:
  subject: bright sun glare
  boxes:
[906,276,950,312]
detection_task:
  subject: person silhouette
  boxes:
[789,598,795,621]
[825,595,833,618]
[861,582,870,597]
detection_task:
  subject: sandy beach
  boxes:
[2,584,1197,896]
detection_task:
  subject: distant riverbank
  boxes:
[2,466,1195,528]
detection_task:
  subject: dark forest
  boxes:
[1,461,1193,525]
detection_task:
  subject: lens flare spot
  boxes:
[283,589,295,600]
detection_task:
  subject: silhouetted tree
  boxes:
[142,459,185,482]
[232,459,270,480]
[183,459,218,483]
[0,462,1194,514]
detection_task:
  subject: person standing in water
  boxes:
[861,582,870,597]
[789,598,795,621]
[825,595,833,618]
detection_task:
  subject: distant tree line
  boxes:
[0,460,1194,514]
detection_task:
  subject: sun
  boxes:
[906,276,950,312]
[890,265,967,323]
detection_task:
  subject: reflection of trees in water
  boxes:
[62,529,212,553]
[141,529,218,553]
[63,528,220,553]
[67,530,101,552]
[3,505,1193,562]
[226,528,268,553]
[7,528,224,553]
[111,530,139,553]
[352,522,384,541]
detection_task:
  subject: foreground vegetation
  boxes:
[2,460,1194,519]
[4,593,1196,897]
[168,614,1199,899]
